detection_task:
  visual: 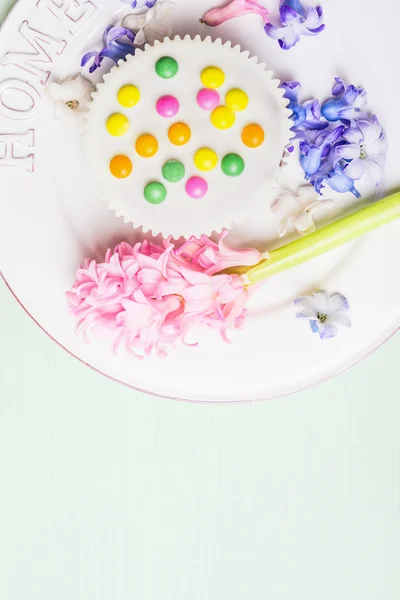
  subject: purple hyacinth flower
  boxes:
[265,0,325,50]
[321,78,368,124]
[299,125,345,178]
[81,26,136,73]
[314,165,361,198]
[295,291,351,340]
[280,81,328,133]
[120,0,158,8]
[299,100,329,132]
[333,116,388,185]
[280,81,305,125]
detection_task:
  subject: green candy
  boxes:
[162,160,185,183]
[144,182,167,204]
[221,153,245,177]
[155,56,179,79]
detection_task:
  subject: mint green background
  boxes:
[0,1,399,598]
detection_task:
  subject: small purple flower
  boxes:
[333,116,387,186]
[299,125,345,178]
[296,125,361,198]
[265,0,325,50]
[280,81,328,133]
[318,166,361,198]
[295,291,351,340]
[81,26,136,73]
[281,81,304,124]
[321,78,368,124]
[121,0,158,8]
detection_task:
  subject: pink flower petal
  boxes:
[180,266,210,285]
[201,0,269,27]
[67,231,257,357]
[137,268,164,285]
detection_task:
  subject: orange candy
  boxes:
[110,155,132,178]
[168,122,191,146]
[135,134,159,157]
[241,124,265,148]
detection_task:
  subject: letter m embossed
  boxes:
[2,21,66,86]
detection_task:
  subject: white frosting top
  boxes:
[84,35,291,238]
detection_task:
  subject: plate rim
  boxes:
[2,273,398,404]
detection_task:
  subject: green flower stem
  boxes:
[243,193,400,285]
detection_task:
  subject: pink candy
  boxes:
[197,88,220,111]
[186,176,208,199]
[156,95,180,118]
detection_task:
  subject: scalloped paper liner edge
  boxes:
[82,34,293,239]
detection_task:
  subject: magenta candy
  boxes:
[156,95,180,118]
[186,176,208,199]
[197,88,220,111]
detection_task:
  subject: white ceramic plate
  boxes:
[1,0,399,402]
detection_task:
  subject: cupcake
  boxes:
[84,35,291,238]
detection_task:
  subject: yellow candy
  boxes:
[117,84,140,108]
[226,88,249,112]
[106,113,129,136]
[201,66,225,89]
[210,105,236,130]
[194,147,218,171]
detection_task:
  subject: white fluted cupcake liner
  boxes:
[83,35,292,239]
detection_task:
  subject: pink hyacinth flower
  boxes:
[175,230,263,276]
[201,0,269,26]
[66,232,262,358]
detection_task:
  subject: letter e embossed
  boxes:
[2,21,66,86]
[37,0,97,35]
